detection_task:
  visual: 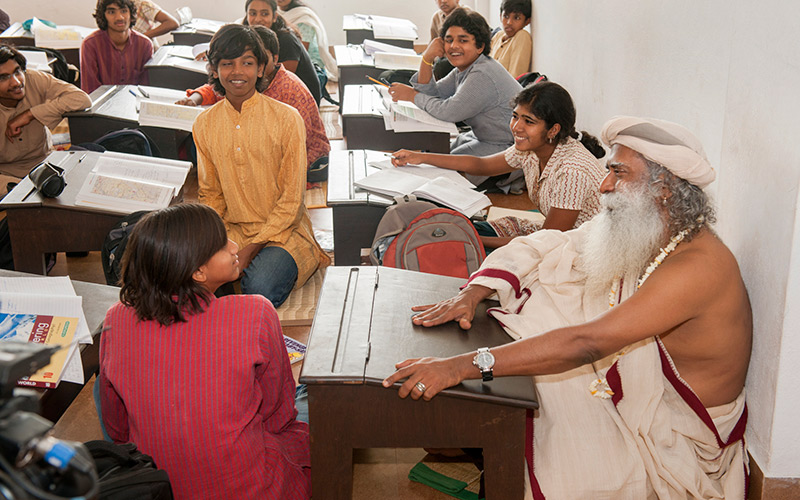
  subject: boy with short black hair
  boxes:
[490,0,532,77]
[80,0,153,93]
[0,45,91,178]
[193,24,329,308]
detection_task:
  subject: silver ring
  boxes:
[415,381,426,393]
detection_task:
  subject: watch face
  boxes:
[476,351,494,369]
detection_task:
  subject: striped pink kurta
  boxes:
[99,295,310,500]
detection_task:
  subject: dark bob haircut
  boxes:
[440,8,493,57]
[251,25,280,58]
[501,0,532,19]
[514,81,605,158]
[119,203,228,326]
[0,45,26,71]
[207,24,269,95]
[93,0,137,31]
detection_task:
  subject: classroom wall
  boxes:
[531,0,800,478]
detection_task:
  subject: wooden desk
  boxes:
[300,266,536,500]
[66,84,191,159]
[341,85,450,153]
[0,270,120,423]
[327,150,392,265]
[343,15,415,49]
[333,45,383,101]
[0,23,81,68]
[171,18,224,46]
[0,151,187,275]
[145,45,209,91]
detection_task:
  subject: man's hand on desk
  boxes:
[411,284,493,330]
[5,110,34,142]
[382,353,474,401]
[388,83,418,102]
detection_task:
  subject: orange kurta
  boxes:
[193,93,329,288]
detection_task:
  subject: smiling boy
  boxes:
[490,0,532,78]
[0,45,91,178]
[193,24,329,308]
[80,0,154,93]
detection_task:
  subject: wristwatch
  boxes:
[473,347,495,382]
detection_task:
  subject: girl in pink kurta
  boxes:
[98,204,310,500]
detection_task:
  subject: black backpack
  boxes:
[101,211,151,286]
[85,440,173,500]
[94,128,162,157]
[17,45,76,84]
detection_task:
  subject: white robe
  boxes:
[468,221,748,499]
[280,6,339,80]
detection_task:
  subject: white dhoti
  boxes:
[468,222,747,499]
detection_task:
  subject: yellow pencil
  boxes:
[366,76,389,87]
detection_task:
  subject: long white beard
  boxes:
[581,186,667,294]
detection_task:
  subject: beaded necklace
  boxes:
[589,227,692,399]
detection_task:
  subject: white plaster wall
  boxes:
[533,0,800,478]
[4,0,491,45]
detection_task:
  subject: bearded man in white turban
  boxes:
[383,116,752,499]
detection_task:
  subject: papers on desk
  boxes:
[368,85,458,134]
[367,158,476,189]
[171,57,209,74]
[75,152,191,214]
[0,275,95,388]
[362,39,417,57]
[19,50,52,73]
[355,14,418,41]
[30,17,93,50]
[355,168,490,217]
[138,99,206,132]
[373,52,421,71]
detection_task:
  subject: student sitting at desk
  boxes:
[80,0,154,93]
[0,45,91,178]
[490,0,532,78]
[389,8,521,157]
[277,0,338,80]
[131,0,179,40]
[242,0,321,105]
[193,24,329,307]
[177,26,330,181]
[393,82,606,248]
[99,203,311,500]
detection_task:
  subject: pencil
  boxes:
[366,76,389,87]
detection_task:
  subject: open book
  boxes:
[138,100,206,132]
[364,15,418,41]
[372,86,458,134]
[355,168,490,217]
[31,18,93,50]
[373,52,422,71]
[362,39,418,57]
[75,152,191,214]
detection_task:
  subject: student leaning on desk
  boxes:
[0,45,91,179]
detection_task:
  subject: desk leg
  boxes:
[307,386,354,499]
[331,205,386,266]
[484,440,525,499]
[6,208,48,274]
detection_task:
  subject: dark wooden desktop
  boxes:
[326,150,393,266]
[0,269,120,423]
[341,84,450,153]
[66,84,191,159]
[0,151,185,275]
[300,266,537,499]
[145,45,209,91]
[343,15,415,49]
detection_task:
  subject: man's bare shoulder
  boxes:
[663,228,743,289]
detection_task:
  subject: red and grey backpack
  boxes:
[370,195,486,279]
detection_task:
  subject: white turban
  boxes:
[601,116,715,189]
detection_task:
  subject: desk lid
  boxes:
[300,266,537,409]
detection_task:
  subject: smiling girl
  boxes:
[392,81,606,248]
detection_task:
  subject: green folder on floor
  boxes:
[408,461,483,500]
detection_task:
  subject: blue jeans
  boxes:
[295,384,309,424]
[241,246,298,308]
